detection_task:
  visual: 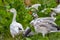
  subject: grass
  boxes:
[0,0,60,40]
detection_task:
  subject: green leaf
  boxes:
[26,38,31,40]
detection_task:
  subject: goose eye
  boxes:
[19,28,22,30]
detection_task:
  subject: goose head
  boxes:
[29,4,41,16]
[30,4,41,10]
[32,13,38,18]
[29,6,39,19]
[7,8,17,13]
[29,9,38,19]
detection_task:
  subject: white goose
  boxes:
[29,9,60,37]
[31,11,56,24]
[30,13,60,37]
[8,8,24,38]
[28,3,59,37]
[30,12,57,28]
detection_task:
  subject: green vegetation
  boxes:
[0,0,60,40]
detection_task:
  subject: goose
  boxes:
[7,8,24,38]
[30,12,57,28]
[33,22,60,37]
[30,13,60,37]
[31,11,56,23]
[28,4,60,37]
[29,10,60,37]
[31,8,57,24]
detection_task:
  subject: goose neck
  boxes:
[12,12,16,22]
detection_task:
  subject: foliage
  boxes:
[0,0,60,40]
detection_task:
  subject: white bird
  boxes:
[30,18,59,37]
[7,8,24,38]
[28,4,59,37]
[32,12,56,22]
[30,12,59,37]
[30,13,57,27]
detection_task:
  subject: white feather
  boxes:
[30,13,57,37]
[9,8,24,38]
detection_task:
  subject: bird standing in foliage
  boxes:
[30,13,60,37]
[7,8,24,38]
[29,5,60,37]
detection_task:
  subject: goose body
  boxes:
[29,4,58,37]
[30,13,59,37]
[10,21,24,38]
[32,13,56,23]
[30,18,60,37]
[8,8,24,38]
